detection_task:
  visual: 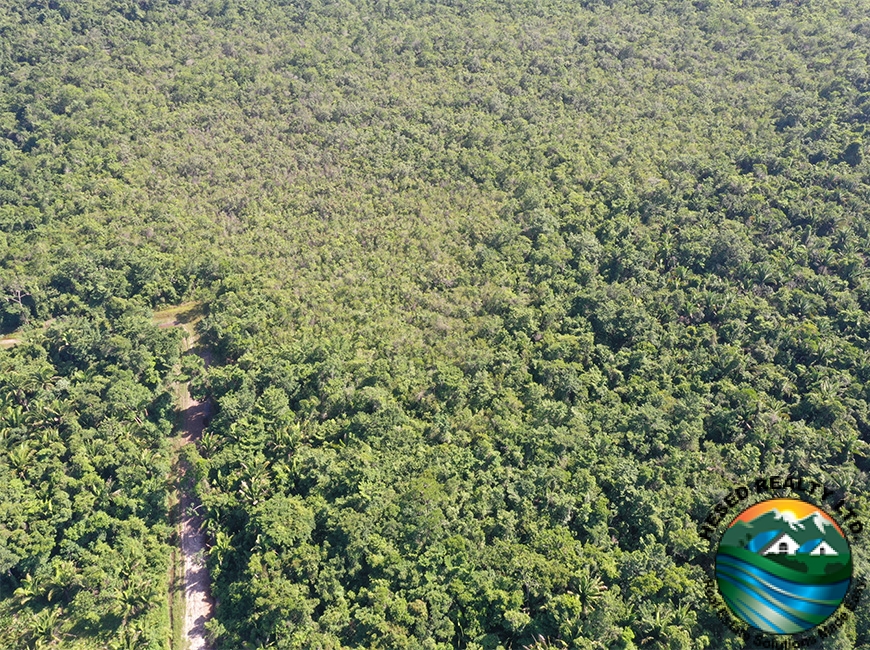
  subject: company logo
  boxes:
[715,498,852,635]
[698,476,867,647]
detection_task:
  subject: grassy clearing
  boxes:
[153,302,204,332]
[1,319,57,349]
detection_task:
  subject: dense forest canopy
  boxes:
[1,0,870,647]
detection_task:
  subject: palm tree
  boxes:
[108,624,144,650]
[210,530,235,565]
[267,423,300,457]
[112,573,153,628]
[7,442,34,478]
[46,559,80,604]
[522,635,568,650]
[13,573,40,605]
[573,568,606,615]
[30,607,61,645]
[637,602,676,648]
[199,430,219,456]
[1,402,26,429]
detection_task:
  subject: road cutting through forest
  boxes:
[156,304,215,650]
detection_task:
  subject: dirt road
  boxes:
[178,375,215,650]
[157,304,215,650]
[5,308,216,648]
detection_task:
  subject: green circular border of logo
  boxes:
[714,497,853,636]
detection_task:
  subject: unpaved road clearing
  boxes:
[157,304,215,650]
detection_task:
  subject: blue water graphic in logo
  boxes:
[715,498,852,634]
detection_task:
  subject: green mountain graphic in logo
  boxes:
[715,498,852,635]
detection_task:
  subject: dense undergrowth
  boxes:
[1,0,870,647]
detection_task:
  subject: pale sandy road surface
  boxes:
[179,377,215,650]
[158,305,215,650]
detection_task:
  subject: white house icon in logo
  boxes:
[762,532,800,556]
[809,541,838,556]
[761,532,839,557]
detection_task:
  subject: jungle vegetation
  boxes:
[1,0,870,648]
